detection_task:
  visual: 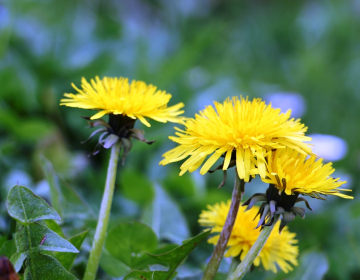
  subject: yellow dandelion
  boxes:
[160,96,312,182]
[263,148,353,199]
[199,201,298,273]
[60,76,184,127]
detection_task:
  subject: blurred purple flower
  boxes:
[309,134,348,162]
[265,92,306,118]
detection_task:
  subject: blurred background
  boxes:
[0,0,360,279]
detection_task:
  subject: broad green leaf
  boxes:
[0,239,16,259]
[120,168,154,204]
[24,253,78,280]
[123,230,211,280]
[142,184,190,244]
[15,223,78,254]
[100,249,131,277]
[54,230,88,271]
[105,221,158,269]
[6,185,60,224]
[40,156,63,218]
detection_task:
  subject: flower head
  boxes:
[60,76,184,127]
[263,148,352,199]
[243,148,353,230]
[60,76,184,157]
[199,201,298,273]
[160,96,312,182]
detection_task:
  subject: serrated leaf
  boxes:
[11,223,78,272]
[6,185,60,224]
[40,156,63,218]
[105,221,158,269]
[24,253,78,280]
[142,184,190,244]
[123,230,211,280]
[15,223,78,254]
[54,230,88,271]
[0,239,16,259]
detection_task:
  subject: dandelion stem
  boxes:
[83,142,121,280]
[227,215,280,280]
[202,173,245,280]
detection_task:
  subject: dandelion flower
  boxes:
[60,76,184,156]
[243,148,353,230]
[264,148,352,199]
[199,201,299,273]
[60,76,184,126]
[160,96,312,182]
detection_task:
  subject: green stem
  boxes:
[227,215,280,280]
[202,174,245,280]
[83,142,121,280]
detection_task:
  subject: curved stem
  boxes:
[227,215,280,280]
[83,142,121,280]
[202,173,245,280]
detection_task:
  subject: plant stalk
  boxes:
[202,173,245,280]
[83,142,121,280]
[227,215,280,280]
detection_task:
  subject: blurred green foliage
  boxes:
[1,0,360,279]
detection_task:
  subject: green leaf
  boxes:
[0,239,16,259]
[142,184,190,244]
[57,175,95,218]
[45,220,66,238]
[105,221,158,269]
[40,156,63,218]
[54,230,88,271]
[10,251,27,272]
[123,230,211,280]
[6,185,60,224]
[120,168,154,204]
[99,249,131,277]
[15,223,78,254]
[24,253,78,280]
[12,223,78,272]
[0,234,7,249]
[40,156,95,219]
